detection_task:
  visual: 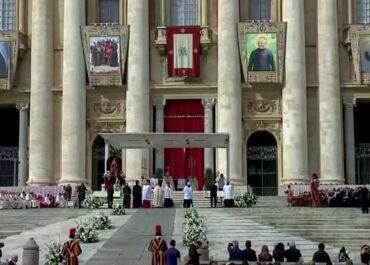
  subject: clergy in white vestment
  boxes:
[183,182,193,208]
[142,181,153,208]
[152,183,164,207]
[150,176,158,189]
[223,181,235,207]
[164,183,174,208]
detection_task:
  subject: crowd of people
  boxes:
[285,173,370,213]
[90,38,119,70]
[224,240,370,265]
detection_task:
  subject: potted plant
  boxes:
[204,168,214,197]
[155,168,164,180]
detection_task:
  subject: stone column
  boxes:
[318,0,345,184]
[217,0,243,185]
[153,98,165,175]
[344,98,356,184]
[28,0,54,185]
[160,0,166,26]
[17,102,29,186]
[282,0,309,183]
[104,143,110,172]
[126,0,150,183]
[201,0,208,25]
[202,98,215,172]
[59,0,87,185]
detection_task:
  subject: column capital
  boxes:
[152,97,166,107]
[16,102,29,111]
[343,97,356,106]
[202,98,216,109]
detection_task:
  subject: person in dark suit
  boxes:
[241,240,257,262]
[210,182,218,208]
[312,243,332,265]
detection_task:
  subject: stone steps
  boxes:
[172,207,369,263]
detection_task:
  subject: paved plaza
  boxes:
[0,207,369,264]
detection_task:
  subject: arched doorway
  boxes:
[247,131,278,196]
[91,135,105,190]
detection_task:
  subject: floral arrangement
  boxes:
[183,207,208,245]
[90,212,112,230]
[44,241,63,265]
[111,203,125,215]
[184,207,199,219]
[82,195,105,209]
[76,219,99,243]
[234,190,258,208]
[103,170,111,178]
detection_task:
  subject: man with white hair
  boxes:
[284,240,303,263]
[6,255,18,265]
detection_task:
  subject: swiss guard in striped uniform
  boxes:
[62,227,82,265]
[148,225,168,265]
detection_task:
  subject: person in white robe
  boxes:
[183,182,193,208]
[150,176,158,189]
[164,183,174,208]
[142,181,153,208]
[223,181,235,207]
[152,183,164,207]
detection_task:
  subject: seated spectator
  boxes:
[0,242,3,263]
[284,241,302,263]
[273,242,285,262]
[258,245,272,262]
[361,244,370,265]
[312,243,332,265]
[227,241,243,261]
[241,240,257,262]
[7,255,17,265]
[338,246,352,264]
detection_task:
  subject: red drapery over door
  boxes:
[164,99,204,190]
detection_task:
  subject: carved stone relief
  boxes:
[88,96,125,119]
[243,118,281,142]
[88,121,126,140]
[246,99,280,116]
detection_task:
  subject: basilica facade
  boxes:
[0,0,369,195]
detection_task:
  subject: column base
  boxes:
[320,179,345,185]
[281,178,310,185]
[27,179,56,186]
[58,178,88,185]
[230,178,246,186]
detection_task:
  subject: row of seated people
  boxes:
[225,240,370,265]
[289,187,368,208]
[0,191,69,209]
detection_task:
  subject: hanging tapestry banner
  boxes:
[81,25,129,86]
[347,25,370,84]
[166,26,201,77]
[0,31,18,90]
[238,22,286,84]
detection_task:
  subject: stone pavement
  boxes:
[85,208,176,265]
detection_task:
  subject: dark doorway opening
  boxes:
[0,106,19,186]
[247,131,278,196]
[91,135,105,190]
[354,102,370,184]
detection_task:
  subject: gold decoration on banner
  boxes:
[81,25,129,86]
[238,22,286,84]
[0,31,19,90]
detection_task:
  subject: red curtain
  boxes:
[164,99,204,190]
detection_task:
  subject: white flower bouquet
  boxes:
[82,195,105,209]
[76,219,99,243]
[90,212,112,230]
[184,207,199,219]
[183,207,208,245]
[111,203,125,215]
[44,241,63,265]
[103,170,111,178]
[234,190,258,208]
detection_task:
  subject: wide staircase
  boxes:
[171,191,287,208]
[173,207,370,264]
